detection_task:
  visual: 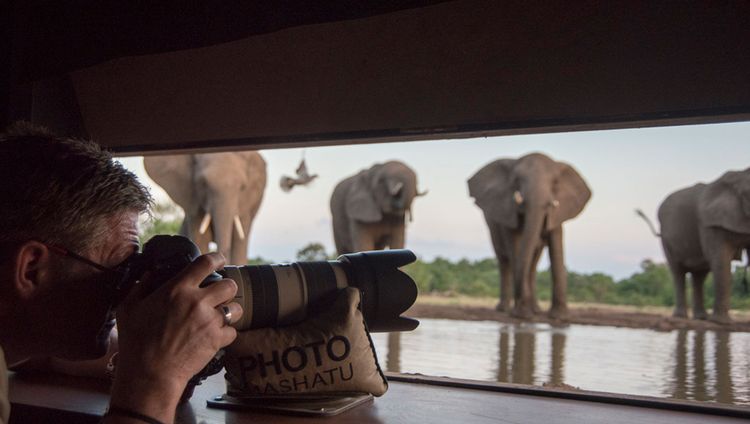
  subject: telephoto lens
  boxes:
[221,249,419,332]
[135,235,419,333]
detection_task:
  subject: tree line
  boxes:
[141,215,750,310]
[403,257,750,310]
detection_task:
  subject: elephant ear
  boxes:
[548,162,591,230]
[345,172,383,223]
[700,168,750,234]
[468,159,519,228]
[143,154,195,208]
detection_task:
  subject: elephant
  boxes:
[330,160,426,254]
[637,167,750,323]
[144,151,267,265]
[468,153,591,319]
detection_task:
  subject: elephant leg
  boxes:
[548,226,568,320]
[702,228,734,324]
[389,223,406,249]
[709,255,734,324]
[666,258,688,318]
[528,244,544,314]
[511,231,534,319]
[489,227,512,312]
[351,223,377,251]
[497,259,512,312]
[355,237,377,251]
[374,238,388,250]
[690,270,709,320]
[711,257,732,324]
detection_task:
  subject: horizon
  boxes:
[117,121,750,280]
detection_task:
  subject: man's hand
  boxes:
[107,253,243,423]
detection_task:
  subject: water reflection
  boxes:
[550,331,566,385]
[494,328,539,385]
[511,329,535,385]
[715,332,734,404]
[386,332,401,374]
[495,326,564,386]
[375,319,750,405]
[496,328,508,382]
[693,330,707,401]
[669,330,736,404]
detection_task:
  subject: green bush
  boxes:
[246,256,272,266]
[402,257,499,297]
[614,260,674,306]
[296,242,331,261]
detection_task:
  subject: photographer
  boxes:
[0,123,243,424]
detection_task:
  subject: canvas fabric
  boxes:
[223,287,388,397]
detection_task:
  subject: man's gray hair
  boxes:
[0,122,153,255]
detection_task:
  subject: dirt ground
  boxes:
[407,295,750,332]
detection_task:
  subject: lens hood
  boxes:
[338,249,420,332]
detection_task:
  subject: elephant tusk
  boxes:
[551,199,560,208]
[199,213,212,235]
[389,181,404,196]
[514,191,524,205]
[234,215,245,240]
[417,189,428,197]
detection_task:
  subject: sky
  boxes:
[116,121,750,280]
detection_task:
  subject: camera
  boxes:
[113,235,420,401]
[120,234,420,333]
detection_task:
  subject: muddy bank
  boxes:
[406,303,750,332]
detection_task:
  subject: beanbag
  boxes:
[223,287,388,397]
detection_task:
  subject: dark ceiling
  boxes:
[8,0,449,83]
[4,1,750,153]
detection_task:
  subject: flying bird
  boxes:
[280,158,318,192]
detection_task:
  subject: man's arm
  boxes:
[10,329,118,380]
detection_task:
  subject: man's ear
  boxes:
[12,241,54,300]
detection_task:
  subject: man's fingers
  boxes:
[217,301,244,326]
[173,253,227,289]
[217,326,238,348]
[203,278,239,306]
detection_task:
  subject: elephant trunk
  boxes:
[207,202,237,264]
[512,206,546,318]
